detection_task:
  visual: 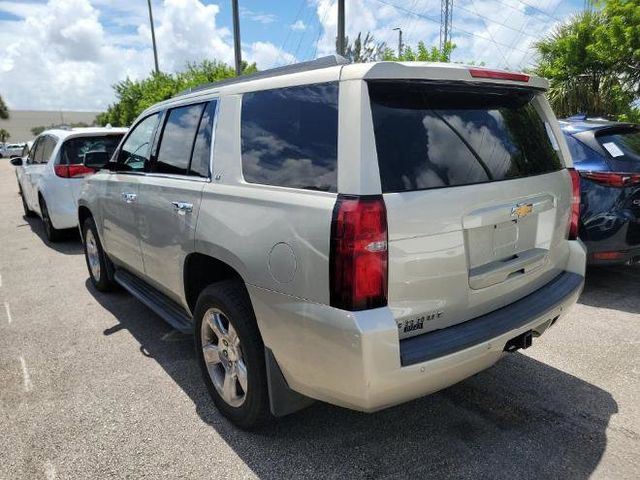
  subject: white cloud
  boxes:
[290,20,306,31]
[246,41,296,69]
[240,6,277,24]
[0,0,294,111]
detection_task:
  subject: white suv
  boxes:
[11,127,127,241]
[77,57,586,428]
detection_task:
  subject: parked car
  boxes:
[10,127,127,241]
[1,143,26,158]
[560,116,640,264]
[77,57,586,429]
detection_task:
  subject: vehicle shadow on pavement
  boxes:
[578,265,640,315]
[19,215,83,255]
[88,280,618,480]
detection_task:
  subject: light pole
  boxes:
[337,0,345,56]
[393,27,403,58]
[231,0,242,75]
[146,0,159,74]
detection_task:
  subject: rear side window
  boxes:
[241,82,338,192]
[155,103,206,175]
[60,135,124,165]
[596,128,640,163]
[564,134,592,163]
[368,81,562,193]
[189,100,217,178]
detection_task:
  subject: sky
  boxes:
[0,0,585,112]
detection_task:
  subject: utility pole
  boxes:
[232,0,242,75]
[439,0,453,60]
[337,0,345,56]
[393,27,403,58]
[147,0,159,74]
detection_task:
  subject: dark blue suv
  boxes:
[560,116,640,265]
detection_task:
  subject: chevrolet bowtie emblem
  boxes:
[511,203,534,218]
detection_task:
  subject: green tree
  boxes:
[594,0,640,94]
[97,60,257,127]
[341,32,387,63]
[0,128,9,143]
[382,41,456,62]
[534,7,639,121]
[0,95,8,120]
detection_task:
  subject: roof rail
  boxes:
[174,55,350,97]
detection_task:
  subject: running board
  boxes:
[114,270,193,334]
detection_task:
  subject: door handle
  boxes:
[171,201,193,215]
[121,192,137,203]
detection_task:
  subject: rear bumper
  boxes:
[249,260,585,413]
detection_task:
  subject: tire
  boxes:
[194,280,271,429]
[82,217,116,292]
[18,186,35,218]
[39,196,63,242]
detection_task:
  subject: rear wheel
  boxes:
[82,217,115,292]
[194,281,271,429]
[39,197,62,242]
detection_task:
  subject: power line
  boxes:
[279,0,306,54]
[311,0,334,60]
[466,1,512,70]
[372,0,533,57]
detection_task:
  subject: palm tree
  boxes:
[0,95,8,120]
[534,11,634,119]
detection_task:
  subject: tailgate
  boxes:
[367,79,572,339]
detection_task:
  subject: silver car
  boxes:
[78,56,586,429]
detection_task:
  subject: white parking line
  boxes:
[44,461,56,480]
[0,273,3,287]
[4,302,11,324]
[19,356,33,392]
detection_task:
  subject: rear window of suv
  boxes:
[368,81,562,193]
[241,82,338,192]
[61,135,125,165]
[596,128,640,163]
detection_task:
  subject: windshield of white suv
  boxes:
[368,81,563,193]
[60,134,125,165]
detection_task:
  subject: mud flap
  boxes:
[265,347,315,417]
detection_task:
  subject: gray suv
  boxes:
[78,56,586,429]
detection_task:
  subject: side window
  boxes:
[117,113,160,171]
[241,82,339,192]
[155,103,205,175]
[29,138,42,163]
[189,100,217,178]
[41,136,57,163]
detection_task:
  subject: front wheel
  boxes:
[194,281,271,429]
[82,217,115,292]
[19,187,35,218]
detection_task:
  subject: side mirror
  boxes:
[10,157,23,166]
[83,151,110,170]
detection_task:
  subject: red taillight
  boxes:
[54,164,95,178]
[568,168,580,240]
[330,195,388,311]
[579,171,640,188]
[468,68,529,82]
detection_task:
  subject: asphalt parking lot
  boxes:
[0,160,638,480]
